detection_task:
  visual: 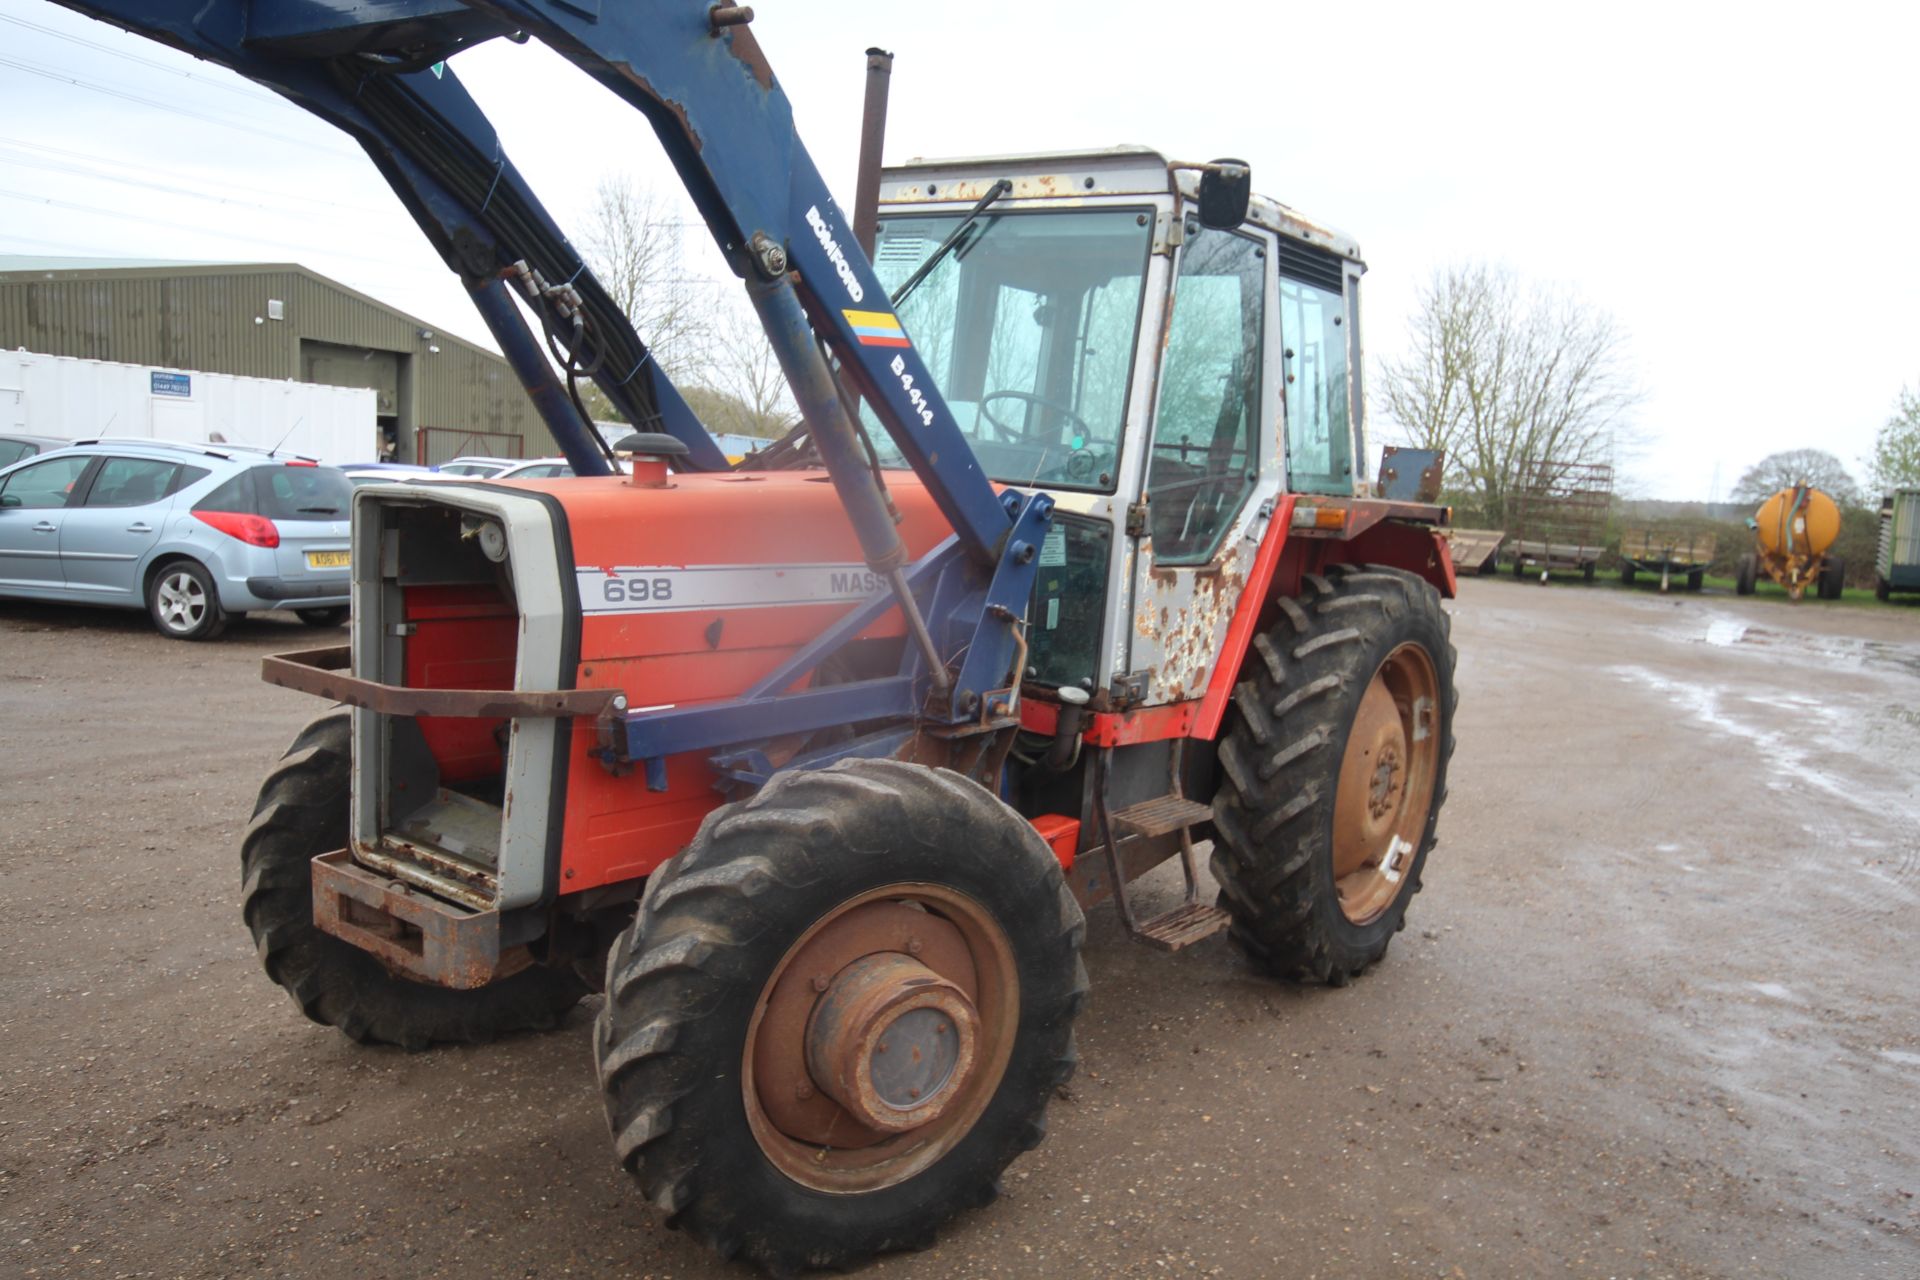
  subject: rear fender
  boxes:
[1189,509,1451,743]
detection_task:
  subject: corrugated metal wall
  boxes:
[0,263,553,455]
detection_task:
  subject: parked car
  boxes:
[0,433,71,468]
[435,455,518,477]
[493,457,574,480]
[0,439,352,640]
[410,457,630,485]
[343,463,436,486]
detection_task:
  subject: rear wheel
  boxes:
[596,759,1086,1272]
[1620,564,1637,586]
[1582,560,1597,583]
[1686,569,1705,592]
[1736,553,1758,596]
[1818,557,1846,600]
[148,559,226,640]
[242,711,588,1049]
[295,606,348,628]
[1210,565,1457,984]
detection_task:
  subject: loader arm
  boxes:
[45,0,1013,554]
[48,0,1042,738]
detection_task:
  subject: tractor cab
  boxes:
[870,147,1370,700]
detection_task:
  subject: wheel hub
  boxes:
[1330,642,1441,925]
[743,892,1017,1192]
[1367,742,1403,820]
[805,953,979,1132]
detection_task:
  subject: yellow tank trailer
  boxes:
[1736,484,1845,601]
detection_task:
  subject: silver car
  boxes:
[0,438,352,640]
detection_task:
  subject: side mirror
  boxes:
[1197,159,1251,230]
[0,494,19,508]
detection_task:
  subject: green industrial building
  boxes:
[0,256,553,464]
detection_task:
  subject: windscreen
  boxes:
[868,207,1155,491]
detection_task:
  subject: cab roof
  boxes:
[880,145,1363,265]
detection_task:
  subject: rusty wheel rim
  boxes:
[1330,642,1440,924]
[741,883,1018,1194]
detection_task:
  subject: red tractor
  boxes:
[58,1,1456,1271]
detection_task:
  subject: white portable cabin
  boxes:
[0,348,376,464]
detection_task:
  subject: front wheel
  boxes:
[148,559,226,640]
[242,712,588,1049]
[1210,565,1457,984]
[596,759,1086,1273]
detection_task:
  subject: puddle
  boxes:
[1750,982,1798,1003]
[1705,619,1749,647]
[1610,666,1876,810]
[1881,1050,1920,1068]
[1691,614,1920,677]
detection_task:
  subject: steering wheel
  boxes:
[977,390,1094,446]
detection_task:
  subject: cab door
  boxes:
[1124,219,1281,703]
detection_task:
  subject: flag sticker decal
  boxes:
[844,309,909,347]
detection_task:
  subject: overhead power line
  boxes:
[0,135,392,218]
[0,52,353,155]
[0,12,283,105]
[0,151,374,225]
[0,187,445,276]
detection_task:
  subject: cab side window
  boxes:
[1146,225,1265,563]
[1278,242,1353,494]
[0,455,92,510]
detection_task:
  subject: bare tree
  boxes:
[1731,448,1862,507]
[577,173,795,437]
[1379,264,1639,524]
[579,172,713,383]
[677,301,798,440]
[707,304,797,438]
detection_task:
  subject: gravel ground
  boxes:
[1,580,1916,1279]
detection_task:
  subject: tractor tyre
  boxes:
[1686,570,1705,593]
[1736,553,1758,596]
[1878,575,1893,602]
[1210,565,1457,985]
[1620,564,1637,586]
[1512,555,1526,579]
[595,758,1086,1273]
[241,711,589,1049]
[1583,560,1597,584]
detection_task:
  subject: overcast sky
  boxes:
[2,0,1914,500]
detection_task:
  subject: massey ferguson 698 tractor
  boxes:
[53,2,1458,1270]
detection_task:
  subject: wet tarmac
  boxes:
[1,579,1916,1278]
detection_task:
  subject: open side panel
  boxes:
[348,484,572,911]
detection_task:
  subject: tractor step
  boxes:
[1134,901,1233,952]
[1110,795,1213,839]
